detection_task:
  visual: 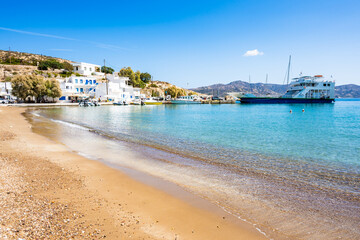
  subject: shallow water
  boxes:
[28,100,360,240]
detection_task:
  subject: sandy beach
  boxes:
[0,106,266,240]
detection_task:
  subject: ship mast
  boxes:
[266,73,268,84]
[286,55,291,85]
[249,74,251,93]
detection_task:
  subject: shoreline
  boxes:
[0,106,266,239]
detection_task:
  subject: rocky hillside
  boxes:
[191,80,287,97]
[0,50,74,81]
[141,81,202,98]
[335,84,360,98]
[0,50,73,65]
[191,80,360,98]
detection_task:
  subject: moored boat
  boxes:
[143,97,162,105]
[171,95,201,104]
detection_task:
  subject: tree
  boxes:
[133,71,146,88]
[11,75,33,101]
[61,62,74,72]
[164,86,185,98]
[119,67,135,85]
[38,59,63,70]
[140,72,151,83]
[119,67,148,88]
[45,79,62,100]
[101,66,114,74]
[11,75,62,102]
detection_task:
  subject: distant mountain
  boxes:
[335,84,360,98]
[190,80,287,97]
[191,80,360,98]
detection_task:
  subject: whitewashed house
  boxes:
[72,62,104,77]
[0,82,13,99]
[58,76,98,102]
[95,74,141,102]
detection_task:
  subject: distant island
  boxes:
[191,80,360,98]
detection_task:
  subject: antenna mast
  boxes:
[104,59,109,98]
[286,55,291,85]
[266,73,268,84]
[249,74,252,92]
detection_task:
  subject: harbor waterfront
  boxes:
[27,100,360,240]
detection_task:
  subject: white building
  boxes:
[95,74,141,102]
[58,76,98,102]
[0,82,13,99]
[72,62,104,77]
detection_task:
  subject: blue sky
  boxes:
[1,0,359,87]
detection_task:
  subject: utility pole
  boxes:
[104,59,109,98]
[8,47,11,64]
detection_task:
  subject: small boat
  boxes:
[132,100,143,105]
[113,99,129,105]
[171,95,201,104]
[93,101,101,106]
[113,101,123,105]
[144,97,162,105]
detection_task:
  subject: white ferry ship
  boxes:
[240,75,335,104]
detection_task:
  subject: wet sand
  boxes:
[0,106,266,239]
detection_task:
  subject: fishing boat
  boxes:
[171,95,202,104]
[143,97,162,105]
[239,56,335,104]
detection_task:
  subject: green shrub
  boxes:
[149,83,158,88]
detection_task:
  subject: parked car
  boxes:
[0,98,9,104]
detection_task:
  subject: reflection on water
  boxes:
[26,102,360,240]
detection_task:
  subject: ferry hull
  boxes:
[240,97,335,104]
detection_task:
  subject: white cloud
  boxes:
[243,49,264,57]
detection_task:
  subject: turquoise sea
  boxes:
[30,99,360,240]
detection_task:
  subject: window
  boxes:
[84,67,87,71]
[76,88,79,92]
[89,80,92,84]
[93,80,96,84]
[90,68,92,71]
[80,79,83,84]
[323,84,326,86]
[80,88,83,92]
[75,79,78,83]
[59,96,66,100]
[66,86,69,89]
